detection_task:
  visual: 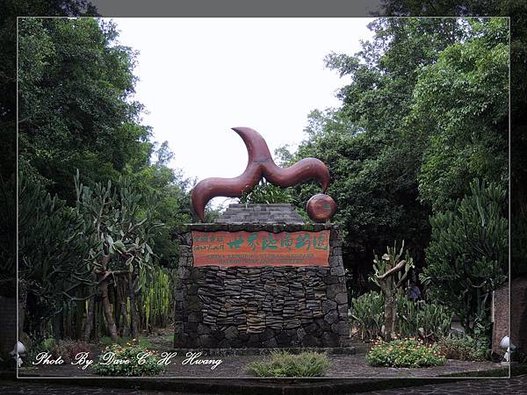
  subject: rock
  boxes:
[188,312,202,323]
[276,332,291,346]
[332,321,350,336]
[335,292,348,305]
[330,266,345,276]
[322,331,338,347]
[324,310,339,325]
[322,299,337,314]
[224,326,239,340]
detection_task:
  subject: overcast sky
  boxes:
[111,18,374,206]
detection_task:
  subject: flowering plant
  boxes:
[93,339,164,376]
[367,338,446,368]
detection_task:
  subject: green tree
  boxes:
[0,0,98,300]
[130,141,193,267]
[282,19,465,287]
[18,164,91,339]
[381,0,527,283]
[420,180,508,337]
[281,18,508,297]
[74,172,161,341]
[408,18,508,211]
[18,17,151,203]
[239,179,292,205]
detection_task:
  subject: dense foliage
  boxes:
[282,17,508,343]
[18,168,89,337]
[437,334,489,361]
[351,291,452,341]
[16,17,192,342]
[0,0,97,300]
[93,340,163,376]
[3,2,518,356]
[367,338,446,368]
[283,17,507,278]
[421,180,508,336]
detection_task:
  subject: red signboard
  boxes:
[192,230,330,267]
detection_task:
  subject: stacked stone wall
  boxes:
[174,223,350,348]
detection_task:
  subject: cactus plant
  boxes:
[370,241,414,340]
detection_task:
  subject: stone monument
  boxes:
[174,127,349,348]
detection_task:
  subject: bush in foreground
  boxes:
[93,340,163,376]
[247,350,330,377]
[367,339,446,368]
[437,334,489,361]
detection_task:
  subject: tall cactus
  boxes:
[74,171,162,341]
[370,241,414,340]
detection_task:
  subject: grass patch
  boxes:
[247,350,330,377]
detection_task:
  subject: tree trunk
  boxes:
[100,280,118,341]
[83,291,95,341]
[18,280,28,337]
[384,294,396,340]
[118,280,129,337]
[128,272,138,338]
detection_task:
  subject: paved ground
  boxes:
[5,339,520,393]
[18,352,504,379]
[366,374,527,394]
[0,375,526,394]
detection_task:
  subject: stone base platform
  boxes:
[173,223,350,349]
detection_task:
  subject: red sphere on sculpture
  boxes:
[306,194,337,223]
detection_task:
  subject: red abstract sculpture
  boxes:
[191,127,335,222]
[306,194,337,223]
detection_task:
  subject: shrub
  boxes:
[351,291,453,342]
[93,339,163,376]
[41,338,56,351]
[247,351,330,377]
[351,291,384,340]
[421,180,507,337]
[437,334,489,361]
[366,339,446,368]
[50,339,92,363]
[397,296,453,342]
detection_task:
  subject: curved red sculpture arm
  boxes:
[190,127,330,222]
[263,158,329,192]
[190,162,262,221]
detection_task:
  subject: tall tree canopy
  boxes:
[16,17,192,340]
[281,18,508,293]
[0,0,98,298]
[18,17,151,202]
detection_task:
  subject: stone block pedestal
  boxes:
[173,223,350,348]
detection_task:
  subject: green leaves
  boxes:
[247,351,330,377]
[18,18,151,203]
[239,179,292,205]
[410,18,509,211]
[281,18,508,306]
[18,165,92,334]
[351,291,384,340]
[74,171,160,275]
[367,339,446,368]
[421,180,507,335]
